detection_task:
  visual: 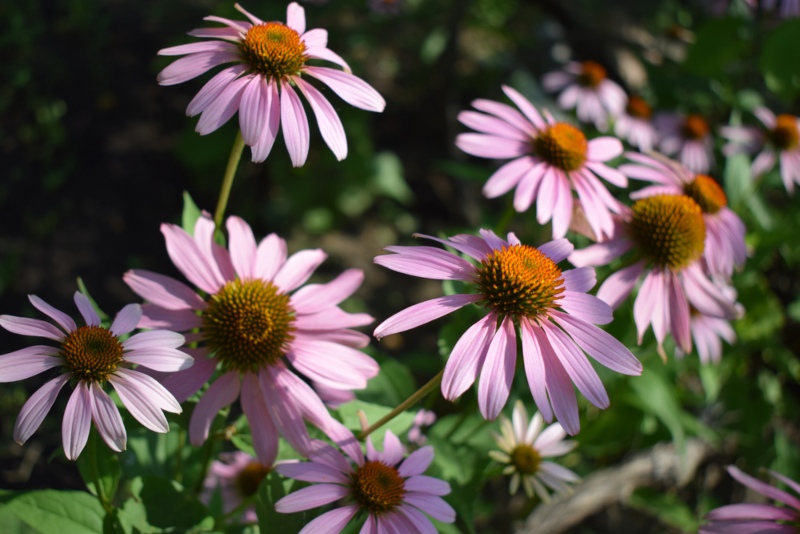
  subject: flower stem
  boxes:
[495,199,516,235]
[214,131,246,229]
[356,369,444,441]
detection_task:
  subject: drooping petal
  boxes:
[195,74,251,135]
[374,246,476,282]
[63,382,93,460]
[374,294,482,339]
[275,484,351,513]
[13,375,69,445]
[551,311,642,375]
[519,319,553,422]
[303,66,385,112]
[109,372,169,433]
[89,383,126,452]
[596,260,645,309]
[478,316,517,420]
[533,326,579,434]
[186,65,247,117]
[250,81,282,163]
[541,321,608,409]
[240,373,279,465]
[0,346,62,382]
[189,372,241,445]
[157,48,240,86]
[0,315,66,341]
[123,270,206,310]
[295,77,348,161]
[280,83,311,167]
[403,494,456,523]
[112,369,181,413]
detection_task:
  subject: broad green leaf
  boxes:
[77,427,121,509]
[128,476,213,532]
[684,18,747,77]
[760,20,800,98]
[629,488,700,532]
[256,472,312,533]
[3,490,105,534]
[372,151,412,204]
[182,191,202,235]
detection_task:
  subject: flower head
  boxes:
[653,112,715,173]
[374,229,642,434]
[542,61,628,131]
[0,293,190,459]
[721,106,800,193]
[275,429,455,533]
[157,2,385,165]
[614,96,659,152]
[124,212,378,465]
[701,466,800,533]
[202,451,270,523]
[456,85,628,240]
[569,196,740,358]
[619,152,747,279]
[490,400,579,501]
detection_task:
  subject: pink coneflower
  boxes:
[490,400,579,501]
[721,107,800,193]
[373,229,642,434]
[619,152,746,279]
[569,195,740,358]
[157,2,385,166]
[275,429,455,532]
[542,61,627,131]
[614,96,659,152]
[701,466,800,533]
[456,85,628,240]
[123,212,378,465]
[202,451,270,523]
[407,409,436,445]
[654,112,715,173]
[0,293,190,460]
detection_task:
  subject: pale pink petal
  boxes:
[226,216,257,280]
[250,81,282,163]
[275,484,351,513]
[541,321,608,409]
[261,366,313,455]
[291,269,364,314]
[587,137,623,161]
[195,74,250,135]
[109,373,168,433]
[769,471,800,498]
[536,168,559,225]
[124,270,205,310]
[286,2,306,34]
[458,110,530,141]
[414,233,492,261]
[157,48,240,86]
[542,71,574,91]
[158,41,235,56]
[551,311,642,375]
[13,375,69,445]
[398,446,434,478]
[374,294,482,339]
[478,316,517,420]
[0,315,66,341]
[28,295,76,333]
[683,265,738,319]
[112,369,181,413]
[238,75,267,146]
[403,494,456,522]
[232,3,262,25]
[295,77,347,161]
[561,267,595,292]
[634,269,662,344]
[479,228,507,250]
[751,150,776,177]
[240,373,279,465]
[596,261,645,309]
[705,504,798,522]
[255,232,287,281]
[585,162,627,188]
[274,249,327,292]
[296,308,374,330]
[123,330,184,351]
[305,46,352,72]
[303,66,385,112]
[161,350,217,403]
[380,430,405,466]
[374,246,476,281]
[139,308,200,335]
[482,156,535,199]
[558,291,613,325]
[186,65,247,117]
[728,466,800,510]
[441,311,497,400]
[63,382,93,460]
[275,461,349,484]
[456,133,529,159]
[187,26,241,41]
[287,339,376,390]
[301,28,328,49]
[0,346,62,382]
[109,304,141,336]
[405,475,451,496]
[534,327,580,434]
[520,319,553,422]
[754,106,777,128]
[90,383,126,452]
[538,238,574,263]
[297,506,360,534]
[512,161,548,212]
[471,98,534,135]
[550,172,574,239]
[123,346,193,373]
[161,223,222,294]
[501,85,546,129]
[74,293,102,327]
[189,372,241,445]
[279,81,314,164]
[667,271,692,353]
[398,505,437,534]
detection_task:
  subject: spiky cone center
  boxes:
[61,325,124,382]
[202,279,296,374]
[626,96,652,119]
[680,114,710,140]
[683,174,727,214]
[533,123,588,172]
[476,244,565,320]
[510,444,541,475]
[578,60,607,88]
[350,460,406,515]
[769,114,800,150]
[630,195,706,271]
[240,22,307,81]
[236,461,271,497]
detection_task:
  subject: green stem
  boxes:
[213,131,246,229]
[357,369,444,441]
[174,426,186,485]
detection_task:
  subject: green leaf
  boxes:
[358,358,417,407]
[256,472,312,533]
[337,400,416,443]
[182,191,202,235]
[371,151,413,204]
[629,488,700,532]
[760,20,800,98]
[3,490,105,534]
[684,18,747,77]
[77,428,121,509]
[723,152,752,209]
[128,476,213,532]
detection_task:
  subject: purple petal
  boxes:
[274,249,327,293]
[297,506,360,534]
[398,446,434,478]
[706,503,798,522]
[123,330,184,351]
[533,326,580,434]
[90,383,126,452]
[295,77,348,161]
[240,373,279,465]
[478,316,517,420]
[483,156,535,198]
[403,494,456,523]
[398,505,438,534]
[667,271,692,353]
[303,66,385,112]
[374,294,482,339]
[196,74,250,135]
[161,223,222,294]
[13,375,69,445]
[110,304,141,336]
[374,246,476,281]
[275,461,349,484]
[186,65,247,117]
[123,270,206,311]
[291,269,364,314]
[160,350,216,403]
[112,369,181,413]
[728,466,800,510]
[520,319,553,422]
[538,238,574,264]
[238,75,267,146]
[405,475,451,496]
[471,98,534,135]
[561,267,595,292]
[596,261,645,309]
[250,81,282,163]
[280,83,310,167]
[296,308,373,331]
[255,232,287,281]
[274,484,351,513]
[551,311,642,375]
[28,295,76,333]
[0,346,62,382]
[0,315,66,341]
[441,311,497,400]
[501,85,546,129]
[413,233,491,261]
[109,372,169,433]
[74,292,101,326]
[456,133,529,159]
[558,291,613,325]
[261,366,313,456]
[63,382,93,460]
[541,321,608,409]
[157,47,240,86]
[459,110,529,141]
[189,372,241,445]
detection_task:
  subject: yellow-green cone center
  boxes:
[533,123,588,172]
[350,460,406,515]
[630,195,706,271]
[202,279,296,374]
[476,244,564,319]
[61,325,124,383]
[683,174,727,215]
[769,114,799,150]
[626,96,652,119]
[240,22,307,81]
[680,114,709,140]
[578,60,607,88]
[236,461,271,498]
[510,444,541,475]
